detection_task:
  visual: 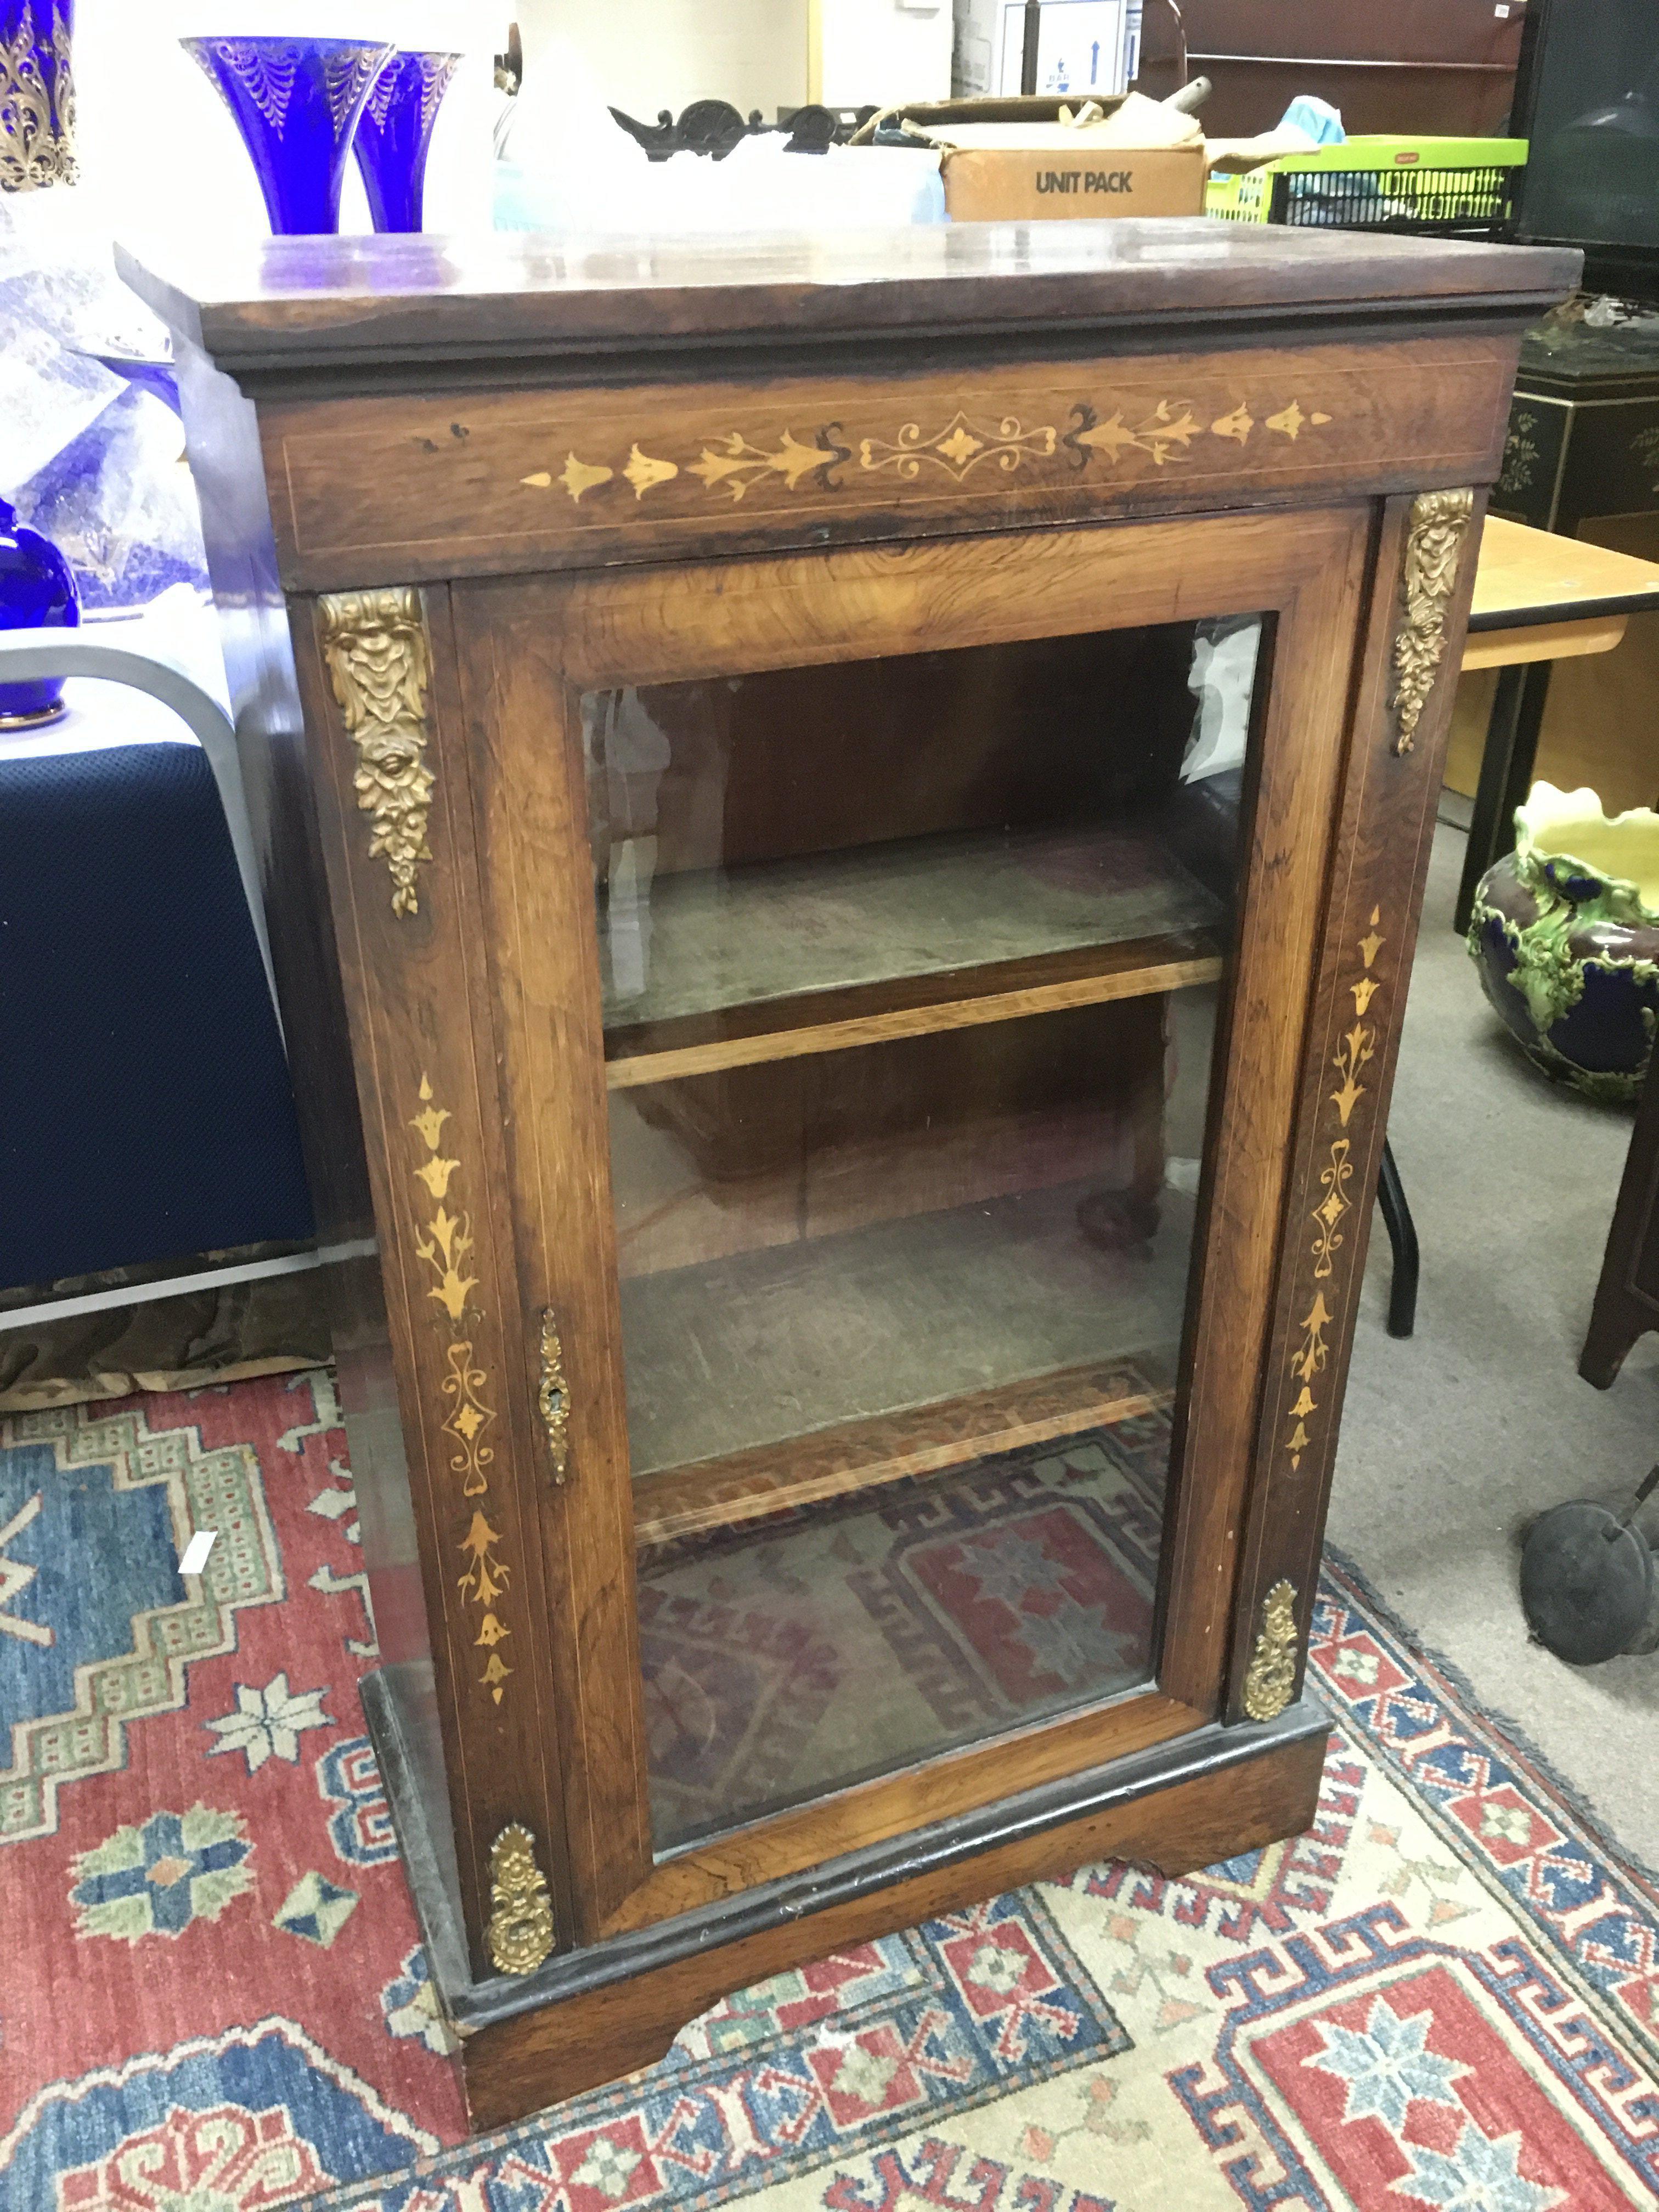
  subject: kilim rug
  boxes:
[637,1397,1167,1847]
[3,1373,1658,2210]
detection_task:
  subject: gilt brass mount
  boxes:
[537,1310,569,1485]
[1242,1579,1300,1722]
[319,587,436,917]
[486,1822,556,1976]
[1392,488,1474,757]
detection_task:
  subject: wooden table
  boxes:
[1454,516,1659,930]
[1363,516,1659,1342]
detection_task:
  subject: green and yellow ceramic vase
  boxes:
[1468,782,1659,1102]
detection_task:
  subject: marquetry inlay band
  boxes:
[409,1073,514,1707]
[519,392,1337,511]
[1283,909,1387,1482]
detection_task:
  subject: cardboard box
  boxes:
[918,92,1206,220]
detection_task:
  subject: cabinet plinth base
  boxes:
[362,1671,1329,2132]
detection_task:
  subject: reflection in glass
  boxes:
[584,619,1262,1850]
[1519,0,1659,252]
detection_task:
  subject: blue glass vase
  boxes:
[0,0,76,191]
[0,495,80,729]
[85,350,183,419]
[180,35,393,236]
[352,48,460,233]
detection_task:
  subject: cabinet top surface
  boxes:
[118,222,1579,376]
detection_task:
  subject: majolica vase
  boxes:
[180,35,393,236]
[352,48,460,233]
[0,494,80,728]
[0,0,75,190]
[1468,782,1659,1102]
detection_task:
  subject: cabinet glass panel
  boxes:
[584,617,1263,1853]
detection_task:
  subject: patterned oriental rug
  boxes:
[637,1398,1167,1848]
[3,1375,1658,2211]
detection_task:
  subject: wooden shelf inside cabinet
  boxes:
[618,1176,1197,1480]
[632,1357,1175,1548]
[600,821,1228,1087]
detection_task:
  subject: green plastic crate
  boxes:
[1206,137,1527,239]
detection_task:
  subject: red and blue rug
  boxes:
[2,1372,1656,2210]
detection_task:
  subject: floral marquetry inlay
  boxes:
[1246,901,1392,1726]
[860,413,1056,481]
[409,1074,512,1705]
[625,443,679,498]
[514,390,1338,511]
[1284,910,1388,1478]
[691,428,844,499]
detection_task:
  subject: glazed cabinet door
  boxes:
[443,498,1427,1950]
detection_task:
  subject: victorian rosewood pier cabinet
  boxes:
[125,224,1574,2128]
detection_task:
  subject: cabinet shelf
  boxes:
[601,821,1227,1088]
[619,1175,1196,1485]
[632,1357,1173,1548]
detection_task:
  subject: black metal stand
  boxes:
[1376,1138,1419,1340]
[1454,659,1555,934]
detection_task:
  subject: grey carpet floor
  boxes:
[1328,817,1659,1870]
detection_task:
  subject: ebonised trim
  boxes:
[361,1667,474,1999]
[1516,360,1659,403]
[362,1667,1330,2037]
[1468,586,1659,631]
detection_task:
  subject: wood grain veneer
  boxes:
[119,224,1577,374]
[249,334,1523,589]
[136,221,1576,2127]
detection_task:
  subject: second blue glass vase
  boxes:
[180,35,393,235]
[0,495,80,729]
[352,48,460,233]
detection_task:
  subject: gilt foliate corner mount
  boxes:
[320,587,436,917]
[1392,489,1475,757]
